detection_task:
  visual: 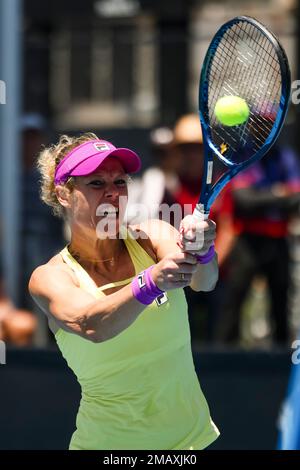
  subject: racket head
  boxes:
[198,16,291,215]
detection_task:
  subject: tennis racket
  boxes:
[194,15,291,221]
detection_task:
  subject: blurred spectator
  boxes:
[172,114,204,215]
[1,309,37,347]
[0,277,37,346]
[172,114,235,262]
[0,280,14,339]
[126,126,180,224]
[172,114,235,345]
[215,144,300,345]
[20,113,65,311]
[128,114,235,345]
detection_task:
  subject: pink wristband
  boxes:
[196,244,215,264]
[131,266,165,305]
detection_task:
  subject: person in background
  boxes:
[172,114,235,263]
[172,114,205,215]
[0,113,51,346]
[215,142,300,345]
[0,276,37,346]
[1,309,37,347]
[20,113,65,311]
[126,126,180,224]
[172,114,236,344]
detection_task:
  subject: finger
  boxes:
[182,226,211,243]
[181,238,214,254]
[178,264,198,274]
[166,264,192,275]
[174,252,198,264]
[171,280,192,288]
[186,230,216,243]
[184,226,197,241]
[181,218,215,235]
[166,267,196,280]
[174,271,193,279]
[182,237,214,251]
[176,276,193,283]
[181,240,206,253]
[181,240,205,251]
[177,239,184,250]
[192,242,215,256]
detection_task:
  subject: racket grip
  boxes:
[193,204,209,221]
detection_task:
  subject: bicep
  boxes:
[29,266,97,337]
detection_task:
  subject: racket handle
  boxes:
[193,204,209,221]
[178,203,210,250]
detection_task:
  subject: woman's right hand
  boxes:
[151,252,198,291]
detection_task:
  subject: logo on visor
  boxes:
[94,142,110,152]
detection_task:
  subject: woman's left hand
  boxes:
[178,215,216,256]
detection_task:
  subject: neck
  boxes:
[68,227,124,269]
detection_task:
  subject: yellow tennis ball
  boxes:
[214,95,250,126]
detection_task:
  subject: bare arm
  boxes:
[29,250,196,343]
[137,219,218,292]
[29,265,151,343]
[188,255,218,292]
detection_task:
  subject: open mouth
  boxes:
[97,205,119,217]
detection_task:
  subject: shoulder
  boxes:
[28,253,79,297]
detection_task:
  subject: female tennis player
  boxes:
[28,133,219,450]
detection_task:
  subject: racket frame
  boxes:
[197,15,291,218]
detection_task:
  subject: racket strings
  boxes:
[210,34,280,155]
[225,24,282,104]
[212,31,279,143]
[205,20,283,164]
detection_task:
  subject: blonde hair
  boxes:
[36,132,98,219]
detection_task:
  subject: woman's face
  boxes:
[68,157,129,239]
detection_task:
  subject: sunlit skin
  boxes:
[53,154,217,295]
[55,158,129,271]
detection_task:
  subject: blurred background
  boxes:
[1,0,300,450]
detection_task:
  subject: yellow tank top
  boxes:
[55,229,219,450]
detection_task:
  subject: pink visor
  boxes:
[54,139,141,185]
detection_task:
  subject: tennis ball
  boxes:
[214,95,250,126]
